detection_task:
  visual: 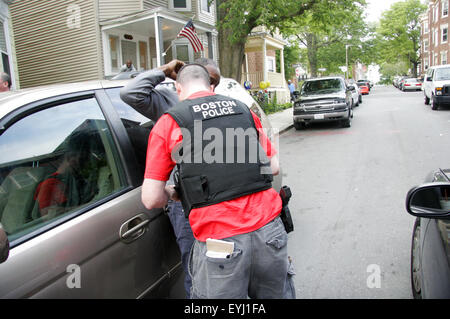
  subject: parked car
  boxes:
[346,80,362,107]
[393,76,401,88]
[423,64,450,110]
[357,79,371,91]
[405,168,450,299]
[293,77,353,130]
[0,77,281,298]
[356,82,369,95]
[401,78,422,91]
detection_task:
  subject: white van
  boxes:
[423,64,450,110]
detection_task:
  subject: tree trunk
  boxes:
[218,29,247,82]
[306,33,318,78]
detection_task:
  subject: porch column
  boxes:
[245,53,249,82]
[280,48,285,84]
[263,38,267,82]
[154,14,165,67]
[206,32,213,59]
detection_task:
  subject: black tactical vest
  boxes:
[166,94,273,215]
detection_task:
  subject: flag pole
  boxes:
[162,15,196,57]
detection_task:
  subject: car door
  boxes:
[0,91,181,298]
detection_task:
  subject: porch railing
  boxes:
[242,71,285,88]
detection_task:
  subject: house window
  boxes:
[442,25,448,43]
[435,28,439,46]
[0,21,10,77]
[200,0,212,13]
[121,40,137,70]
[423,21,429,34]
[443,0,449,17]
[266,56,276,73]
[105,32,149,75]
[424,39,429,52]
[172,39,194,63]
[442,51,448,65]
[109,35,120,72]
[170,0,192,11]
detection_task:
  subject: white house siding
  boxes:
[10,0,103,88]
[143,0,168,10]
[98,0,142,21]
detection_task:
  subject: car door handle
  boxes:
[119,214,150,243]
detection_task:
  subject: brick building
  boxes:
[420,0,450,76]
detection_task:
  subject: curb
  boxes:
[278,124,293,135]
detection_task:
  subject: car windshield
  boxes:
[434,67,450,81]
[301,79,343,94]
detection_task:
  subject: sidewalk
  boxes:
[267,106,293,134]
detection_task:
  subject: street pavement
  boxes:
[275,85,450,298]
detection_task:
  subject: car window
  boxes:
[0,97,127,242]
[105,87,153,178]
[434,67,450,81]
[301,79,343,94]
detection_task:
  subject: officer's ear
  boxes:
[175,82,182,96]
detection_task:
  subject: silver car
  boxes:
[0,78,280,298]
[401,78,422,91]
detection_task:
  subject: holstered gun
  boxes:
[279,186,294,233]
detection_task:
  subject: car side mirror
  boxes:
[0,224,9,264]
[292,91,300,99]
[426,77,432,81]
[406,183,450,218]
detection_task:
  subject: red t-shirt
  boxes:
[144,91,282,241]
[34,173,67,211]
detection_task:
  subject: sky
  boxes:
[365,0,403,23]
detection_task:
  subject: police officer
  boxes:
[120,58,221,299]
[141,63,292,299]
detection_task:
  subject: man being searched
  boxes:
[120,58,221,299]
[140,63,293,299]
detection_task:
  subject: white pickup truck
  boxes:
[423,64,450,110]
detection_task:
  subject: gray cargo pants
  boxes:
[188,216,296,299]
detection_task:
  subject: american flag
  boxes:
[177,20,204,53]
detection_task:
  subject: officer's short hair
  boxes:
[177,63,210,88]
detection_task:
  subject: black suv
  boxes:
[293,77,353,130]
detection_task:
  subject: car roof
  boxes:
[304,76,344,82]
[0,77,248,120]
[429,64,450,70]
[0,80,131,119]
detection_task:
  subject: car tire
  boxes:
[424,94,430,105]
[293,121,304,130]
[358,95,362,104]
[341,111,352,128]
[411,218,422,299]
[431,98,439,110]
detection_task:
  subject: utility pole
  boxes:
[345,44,352,80]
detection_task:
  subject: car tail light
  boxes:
[405,84,410,86]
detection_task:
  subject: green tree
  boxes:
[215,0,324,81]
[375,0,426,77]
[278,0,368,77]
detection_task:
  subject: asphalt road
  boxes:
[280,85,450,298]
